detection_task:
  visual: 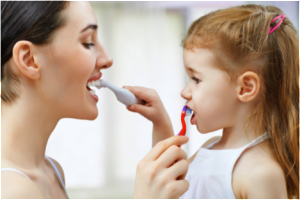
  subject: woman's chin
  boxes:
[68,105,99,120]
[85,107,99,120]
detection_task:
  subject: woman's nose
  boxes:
[180,85,192,100]
[96,45,113,70]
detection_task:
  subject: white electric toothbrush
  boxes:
[95,79,143,106]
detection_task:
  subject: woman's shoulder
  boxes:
[1,169,46,198]
[46,156,66,185]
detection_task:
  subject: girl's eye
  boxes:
[83,43,95,49]
[192,77,200,84]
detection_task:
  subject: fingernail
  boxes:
[181,136,189,140]
[130,105,134,110]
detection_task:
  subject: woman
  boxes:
[1,1,189,198]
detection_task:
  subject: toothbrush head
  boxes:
[185,108,193,116]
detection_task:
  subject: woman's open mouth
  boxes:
[86,73,102,102]
[86,79,100,95]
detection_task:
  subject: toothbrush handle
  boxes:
[100,79,143,106]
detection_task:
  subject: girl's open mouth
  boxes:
[191,111,196,125]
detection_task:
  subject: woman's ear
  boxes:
[237,71,260,102]
[12,41,41,80]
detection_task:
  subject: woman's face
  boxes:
[34,2,112,120]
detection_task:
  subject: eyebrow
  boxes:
[81,24,98,33]
[186,67,200,74]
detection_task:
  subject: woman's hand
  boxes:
[133,136,190,199]
[123,86,174,146]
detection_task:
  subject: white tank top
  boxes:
[180,132,269,199]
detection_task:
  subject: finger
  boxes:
[156,145,187,168]
[145,136,189,161]
[166,159,189,181]
[167,180,189,198]
[124,86,156,102]
[127,104,153,118]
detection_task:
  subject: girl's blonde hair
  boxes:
[182,4,299,198]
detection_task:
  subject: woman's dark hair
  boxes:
[1,1,69,104]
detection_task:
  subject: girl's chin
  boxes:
[196,125,212,134]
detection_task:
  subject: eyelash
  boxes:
[83,43,95,49]
[192,77,200,84]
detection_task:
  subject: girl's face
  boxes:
[181,48,239,133]
[34,2,112,120]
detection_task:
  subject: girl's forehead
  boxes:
[183,48,217,71]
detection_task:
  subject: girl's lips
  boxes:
[191,112,196,125]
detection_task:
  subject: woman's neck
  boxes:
[1,96,60,169]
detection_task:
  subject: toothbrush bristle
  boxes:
[185,108,193,116]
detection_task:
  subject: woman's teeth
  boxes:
[87,79,101,88]
[86,79,101,95]
[89,90,96,95]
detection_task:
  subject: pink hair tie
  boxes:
[268,14,285,34]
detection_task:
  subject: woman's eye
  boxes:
[83,43,95,49]
[192,77,200,84]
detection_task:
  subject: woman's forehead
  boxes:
[62,1,97,33]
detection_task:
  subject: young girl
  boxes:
[1,1,190,198]
[126,4,299,199]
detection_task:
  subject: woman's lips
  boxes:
[87,73,102,83]
[89,92,99,102]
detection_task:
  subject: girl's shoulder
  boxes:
[187,136,222,164]
[232,142,287,198]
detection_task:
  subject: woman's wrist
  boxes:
[152,119,174,147]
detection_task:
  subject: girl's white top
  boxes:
[180,132,269,199]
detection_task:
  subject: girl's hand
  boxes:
[124,86,174,146]
[124,86,171,126]
[133,136,190,199]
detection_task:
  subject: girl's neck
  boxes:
[1,96,60,169]
[217,116,261,150]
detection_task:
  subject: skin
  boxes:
[127,47,288,198]
[1,2,189,199]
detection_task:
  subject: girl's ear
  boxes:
[237,71,260,102]
[12,41,41,80]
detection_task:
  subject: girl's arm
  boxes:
[124,86,174,147]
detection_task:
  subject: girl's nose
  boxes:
[180,85,192,100]
[96,45,113,70]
